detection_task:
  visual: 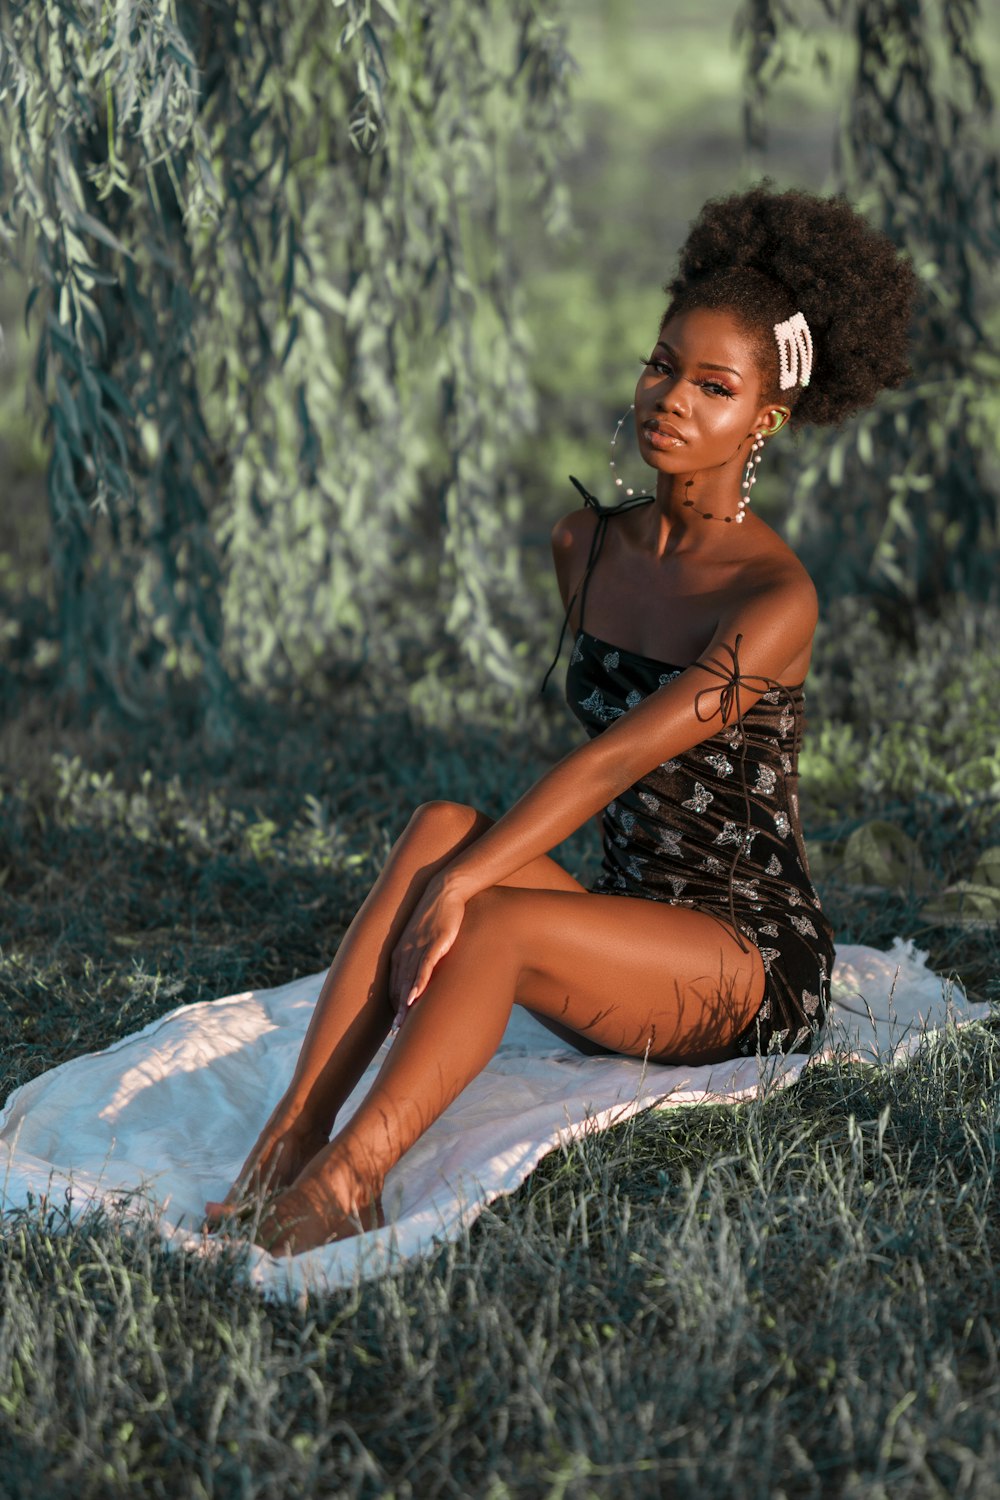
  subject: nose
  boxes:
[657,376,690,417]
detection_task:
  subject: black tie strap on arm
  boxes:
[691,634,787,729]
[537,476,655,697]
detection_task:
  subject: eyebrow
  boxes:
[658,340,743,380]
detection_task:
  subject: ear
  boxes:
[759,405,791,437]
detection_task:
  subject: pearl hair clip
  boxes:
[774,311,813,390]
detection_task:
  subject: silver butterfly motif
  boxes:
[786,889,802,907]
[755,765,777,795]
[801,989,821,1017]
[607,800,617,817]
[732,878,759,900]
[778,709,794,738]
[658,829,683,859]
[659,758,680,772]
[781,754,793,774]
[570,636,584,665]
[658,669,681,685]
[625,856,645,882]
[699,855,724,874]
[602,650,620,670]
[766,854,783,876]
[579,688,624,723]
[716,822,755,858]
[619,809,636,835]
[761,689,782,703]
[790,914,819,938]
[759,946,781,973]
[759,922,779,937]
[703,751,734,777]
[682,782,713,814]
[773,811,790,838]
[669,876,687,898]
[638,791,660,813]
[626,689,643,709]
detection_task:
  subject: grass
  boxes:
[2,1023,999,1496]
[2,598,1000,1496]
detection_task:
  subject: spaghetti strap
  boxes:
[538,477,655,696]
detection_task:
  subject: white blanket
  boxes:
[0,939,987,1301]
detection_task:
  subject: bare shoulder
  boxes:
[550,505,598,559]
[550,506,600,607]
[742,529,818,622]
[721,530,819,682]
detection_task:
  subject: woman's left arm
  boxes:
[390,569,817,1018]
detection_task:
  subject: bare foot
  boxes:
[254,1177,385,1256]
[203,1120,331,1232]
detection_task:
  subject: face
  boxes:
[634,307,786,482]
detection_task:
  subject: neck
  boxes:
[645,466,748,553]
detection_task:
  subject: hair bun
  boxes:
[664,184,918,426]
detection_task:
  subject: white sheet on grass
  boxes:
[0,938,989,1301]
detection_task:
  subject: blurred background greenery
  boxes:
[5,0,847,611]
[2,0,998,725]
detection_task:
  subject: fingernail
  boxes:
[406,986,419,1006]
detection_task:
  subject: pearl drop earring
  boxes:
[738,431,765,523]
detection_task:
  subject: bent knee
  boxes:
[406,799,489,847]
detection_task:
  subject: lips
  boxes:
[643,419,686,441]
[642,419,686,450]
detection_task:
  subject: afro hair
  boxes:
[662,184,919,427]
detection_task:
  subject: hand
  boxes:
[388,875,467,1028]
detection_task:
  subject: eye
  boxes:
[640,355,735,398]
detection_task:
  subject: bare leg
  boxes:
[203,801,586,1225]
[254,884,765,1254]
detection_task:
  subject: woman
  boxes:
[204,185,916,1255]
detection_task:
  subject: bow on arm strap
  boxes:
[691,633,786,728]
[538,477,655,697]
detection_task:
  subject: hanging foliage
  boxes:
[0,0,574,725]
[735,0,1000,615]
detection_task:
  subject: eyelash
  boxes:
[639,355,736,400]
